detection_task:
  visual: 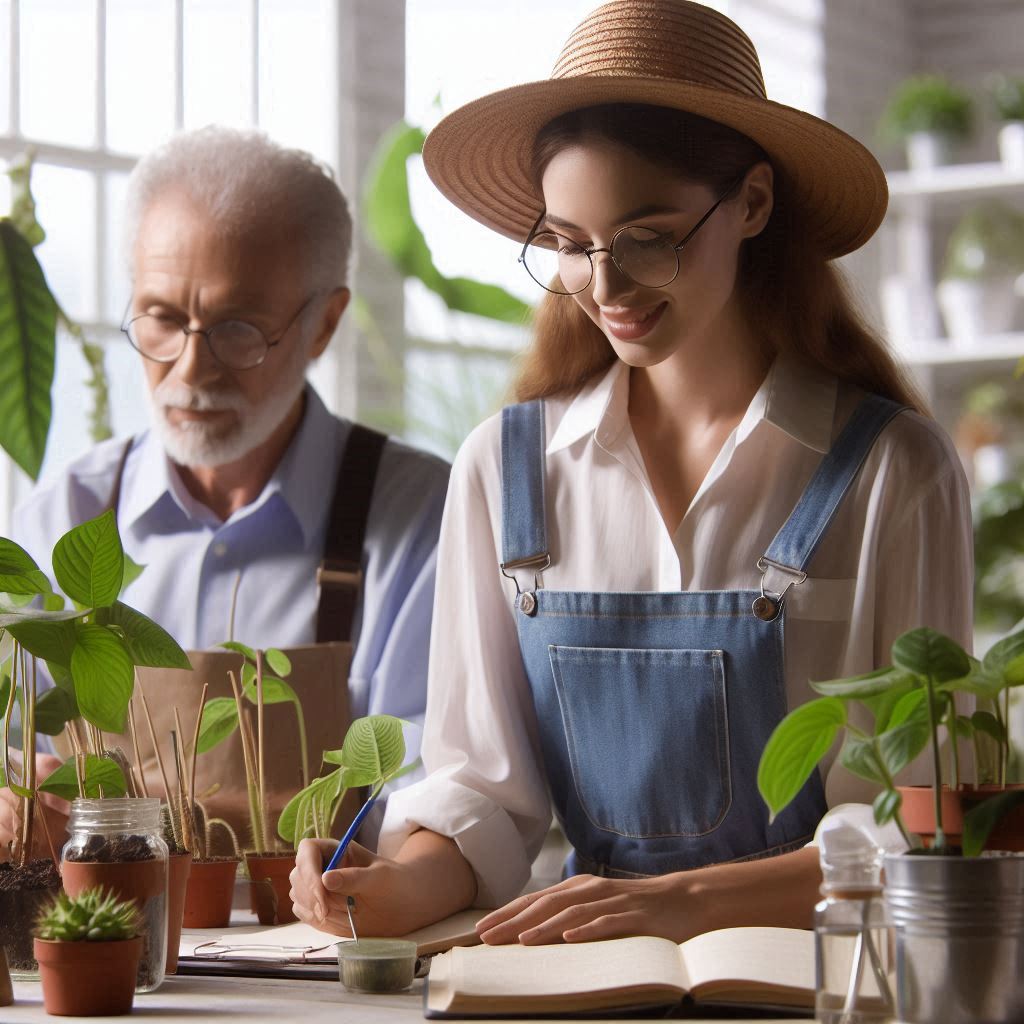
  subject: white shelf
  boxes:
[895,333,1024,369]
[887,161,1024,203]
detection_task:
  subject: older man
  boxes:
[1,127,449,855]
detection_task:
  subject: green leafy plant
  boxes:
[36,886,140,942]
[942,202,1024,281]
[0,152,111,481]
[0,510,190,867]
[277,714,420,847]
[879,75,973,142]
[758,626,1024,857]
[991,74,1024,123]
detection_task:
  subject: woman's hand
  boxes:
[0,753,68,861]
[476,873,695,945]
[289,829,478,938]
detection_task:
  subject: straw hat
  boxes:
[422,0,887,259]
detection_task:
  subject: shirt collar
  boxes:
[121,385,341,545]
[545,352,837,456]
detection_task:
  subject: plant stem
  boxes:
[189,683,208,813]
[127,701,149,798]
[19,649,36,865]
[227,572,241,644]
[870,738,917,851]
[947,698,961,790]
[137,680,180,848]
[256,650,269,851]
[296,704,309,790]
[228,670,263,854]
[1003,689,1011,786]
[923,672,945,846]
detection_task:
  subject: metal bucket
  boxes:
[884,853,1024,1024]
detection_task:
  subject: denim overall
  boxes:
[500,393,904,877]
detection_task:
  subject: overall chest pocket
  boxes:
[548,645,731,839]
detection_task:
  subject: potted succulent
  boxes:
[879,74,973,171]
[0,510,189,981]
[759,625,1024,1024]
[34,886,142,1017]
[936,201,1024,344]
[990,74,1024,168]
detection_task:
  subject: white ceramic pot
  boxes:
[906,131,952,172]
[998,121,1024,170]
[937,276,1018,345]
[880,275,941,343]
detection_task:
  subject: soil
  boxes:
[63,833,155,863]
[0,859,62,974]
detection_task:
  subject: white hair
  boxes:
[123,125,352,289]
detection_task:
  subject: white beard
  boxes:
[149,345,311,469]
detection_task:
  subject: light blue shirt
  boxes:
[13,385,450,738]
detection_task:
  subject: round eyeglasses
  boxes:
[121,293,319,371]
[519,174,745,296]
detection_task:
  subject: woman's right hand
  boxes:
[289,829,478,937]
[0,753,68,861]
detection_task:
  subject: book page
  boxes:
[678,926,815,1006]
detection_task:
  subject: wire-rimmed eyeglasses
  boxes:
[121,293,320,371]
[519,173,746,296]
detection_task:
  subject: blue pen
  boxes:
[323,790,379,873]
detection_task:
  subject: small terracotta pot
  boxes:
[34,936,143,1016]
[0,947,13,1007]
[245,852,297,925]
[898,783,1024,851]
[182,858,239,928]
[165,852,192,973]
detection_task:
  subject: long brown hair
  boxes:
[513,104,926,414]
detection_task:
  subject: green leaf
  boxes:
[887,688,927,730]
[121,553,145,593]
[1005,653,1024,687]
[70,623,134,732]
[103,602,190,669]
[241,672,298,707]
[220,640,257,662]
[9,782,32,799]
[39,755,126,801]
[339,715,407,782]
[982,630,1024,676]
[840,735,887,784]
[6,152,46,247]
[52,510,124,607]
[892,628,971,683]
[277,769,345,846]
[197,698,239,754]
[6,618,77,666]
[363,121,532,325]
[971,710,1005,743]
[757,698,846,820]
[0,606,86,629]
[873,788,902,826]
[265,648,291,678]
[0,218,56,480]
[962,790,1024,857]
[954,714,975,739]
[876,698,931,777]
[811,666,915,699]
[0,537,50,595]
[34,685,78,735]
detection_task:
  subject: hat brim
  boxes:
[423,76,888,260]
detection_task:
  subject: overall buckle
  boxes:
[752,556,806,621]
[500,553,551,616]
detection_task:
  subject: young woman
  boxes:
[290,0,973,944]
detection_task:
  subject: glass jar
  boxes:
[61,798,168,992]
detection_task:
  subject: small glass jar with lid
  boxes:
[61,797,168,992]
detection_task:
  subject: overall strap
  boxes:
[500,401,550,580]
[105,438,135,515]
[316,424,387,643]
[753,394,905,620]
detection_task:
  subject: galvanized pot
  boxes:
[884,852,1024,1024]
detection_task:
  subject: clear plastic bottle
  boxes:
[61,798,168,992]
[815,819,895,1024]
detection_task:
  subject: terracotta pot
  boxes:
[0,946,12,1007]
[35,936,142,1016]
[165,852,192,973]
[898,784,1024,851]
[182,858,239,928]
[245,852,297,925]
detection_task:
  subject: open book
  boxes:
[424,926,815,1017]
[181,909,484,965]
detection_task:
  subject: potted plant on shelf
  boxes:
[936,201,1024,344]
[0,510,190,983]
[759,625,1024,1024]
[990,74,1024,168]
[879,74,973,171]
[34,886,142,1017]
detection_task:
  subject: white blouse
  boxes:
[379,354,974,906]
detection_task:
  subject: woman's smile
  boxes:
[599,301,667,341]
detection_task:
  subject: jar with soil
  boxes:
[0,857,62,979]
[61,797,168,992]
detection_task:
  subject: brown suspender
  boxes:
[106,423,387,644]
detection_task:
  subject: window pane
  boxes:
[183,0,254,130]
[32,164,97,322]
[20,0,97,146]
[103,171,132,323]
[0,0,10,134]
[107,0,177,154]
[258,0,333,163]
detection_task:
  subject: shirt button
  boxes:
[212,542,228,557]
